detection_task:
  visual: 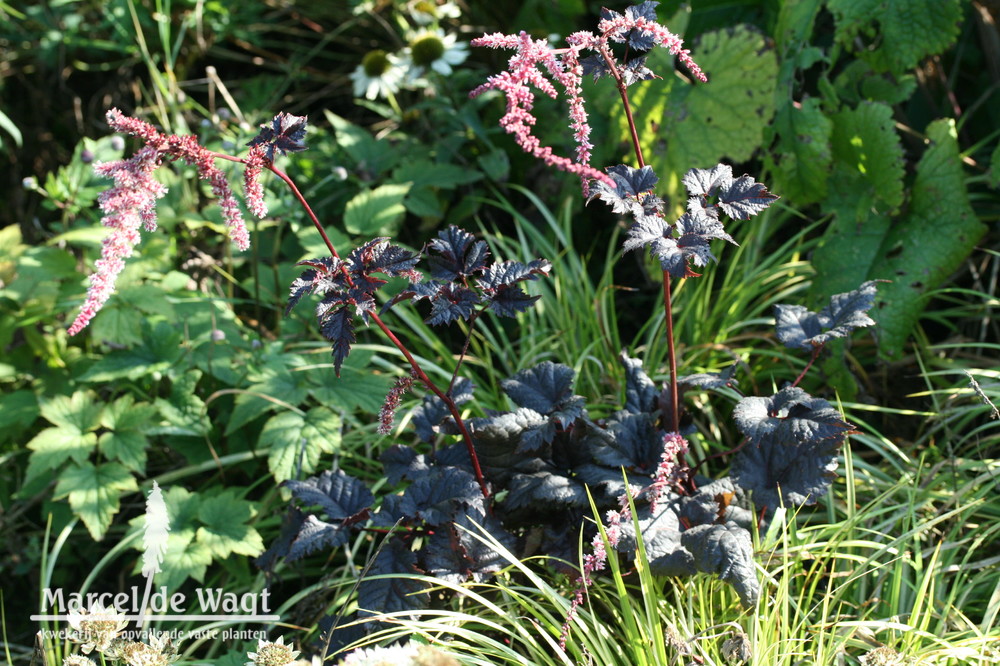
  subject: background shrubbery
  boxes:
[3,1,999,664]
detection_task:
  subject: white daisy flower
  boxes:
[406,30,468,77]
[406,0,462,25]
[351,50,406,100]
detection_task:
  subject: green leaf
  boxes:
[54,461,138,541]
[196,491,265,559]
[390,160,484,190]
[828,0,962,73]
[988,140,1000,188]
[324,111,400,176]
[307,350,393,413]
[260,407,343,483]
[90,305,145,348]
[0,390,39,445]
[811,102,906,298]
[40,391,103,431]
[623,25,777,191]
[766,97,832,205]
[77,322,184,382]
[154,370,211,437]
[813,119,986,358]
[225,366,310,435]
[402,187,444,218]
[25,392,102,482]
[26,428,98,482]
[343,183,411,236]
[98,396,157,472]
[867,119,987,358]
[160,529,213,588]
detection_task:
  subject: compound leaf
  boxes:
[426,225,490,280]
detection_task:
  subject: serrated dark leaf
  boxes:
[358,241,420,278]
[357,539,429,617]
[682,164,735,198]
[284,469,375,520]
[733,386,854,448]
[730,429,841,509]
[487,286,540,318]
[424,504,516,584]
[425,284,481,325]
[478,259,553,290]
[248,112,308,162]
[392,466,483,525]
[678,364,739,391]
[426,225,491,280]
[410,378,474,443]
[622,353,658,414]
[502,470,589,514]
[380,445,428,485]
[581,54,611,82]
[621,55,656,86]
[318,305,355,376]
[717,175,779,220]
[681,522,759,608]
[255,507,306,572]
[285,514,354,561]
[622,2,659,51]
[618,500,697,577]
[287,257,343,315]
[775,281,878,349]
[590,413,662,473]
[501,362,577,414]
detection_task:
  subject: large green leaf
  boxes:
[307,350,393,413]
[98,395,158,472]
[225,366,310,436]
[196,490,265,559]
[621,25,777,195]
[813,119,986,358]
[54,461,138,540]
[25,392,102,483]
[828,0,962,74]
[153,370,211,437]
[343,183,411,237]
[766,97,832,205]
[261,407,342,483]
[812,102,905,298]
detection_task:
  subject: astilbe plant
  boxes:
[67,1,881,659]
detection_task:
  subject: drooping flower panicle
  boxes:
[470,6,704,196]
[69,108,263,335]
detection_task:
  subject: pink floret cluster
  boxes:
[68,109,258,335]
[470,31,612,197]
[470,14,704,199]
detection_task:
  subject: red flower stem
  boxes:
[662,273,680,434]
[236,156,491,499]
[790,344,824,389]
[599,45,681,435]
[600,44,646,168]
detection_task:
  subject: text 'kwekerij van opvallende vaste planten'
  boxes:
[62,0,885,658]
